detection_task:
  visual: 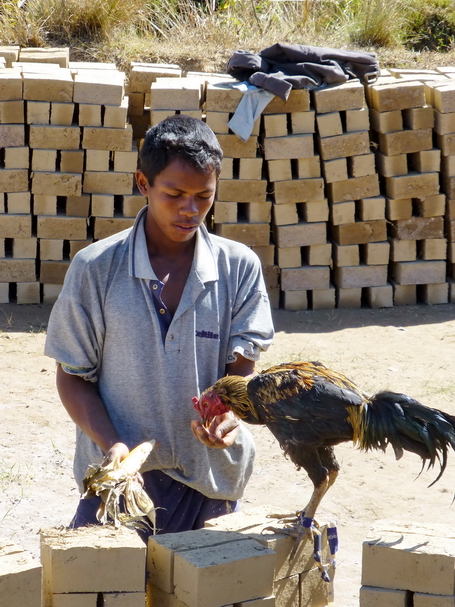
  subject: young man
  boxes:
[44,115,274,535]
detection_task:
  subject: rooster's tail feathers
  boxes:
[355,391,455,485]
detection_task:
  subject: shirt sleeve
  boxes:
[44,253,105,382]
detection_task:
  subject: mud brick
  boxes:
[0,72,22,101]
[317,131,370,161]
[40,260,70,284]
[419,238,447,260]
[328,174,380,203]
[334,264,387,288]
[52,594,97,607]
[238,157,263,180]
[322,158,347,183]
[69,240,92,259]
[104,102,128,129]
[332,242,360,266]
[60,150,84,173]
[216,134,258,158]
[273,574,299,607]
[264,134,314,160]
[301,200,329,222]
[331,219,387,245]
[0,259,36,281]
[235,597,275,607]
[370,81,426,112]
[151,79,201,111]
[390,239,416,261]
[369,108,403,133]
[93,217,135,239]
[0,539,41,607]
[409,149,440,173]
[219,158,233,179]
[263,113,288,137]
[78,104,102,127]
[312,80,365,113]
[300,565,335,607]
[414,593,455,607]
[91,194,115,217]
[23,71,73,103]
[50,102,75,125]
[215,222,269,246]
[86,149,110,172]
[434,109,455,134]
[26,100,50,124]
[274,222,326,247]
[40,239,64,260]
[214,202,236,223]
[433,84,455,113]
[359,586,409,606]
[150,109,176,126]
[16,282,40,304]
[32,172,82,197]
[280,265,331,291]
[147,584,189,607]
[205,83,243,112]
[37,216,87,240]
[390,216,444,240]
[448,200,455,219]
[244,201,271,223]
[337,286,362,307]
[297,156,321,178]
[379,128,433,156]
[0,124,24,147]
[331,201,355,225]
[392,260,447,285]
[251,245,275,266]
[32,149,57,172]
[73,71,125,106]
[316,111,343,138]
[356,196,385,221]
[0,99,24,123]
[386,172,440,199]
[361,241,390,265]
[217,179,267,203]
[442,175,455,199]
[0,46,20,68]
[306,243,332,266]
[436,132,455,155]
[414,194,445,217]
[128,92,145,117]
[42,283,62,303]
[263,89,310,114]
[277,246,301,268]
[34,195,57,215]
[205,111,230,134]
[273,178,324,204]
[345,107,369,132]
[386,198,412,220]
[392,281,417,304]
[348,153,376,178]
[442,155,455,177]
[11,237,36,259]
[83,171,133,195]
[129,64,181,94]
[290,110,315,134]
[113,149,138,173]
[375,151,407,177]
[402,105,434,130]
[0,169,28,192]
[283,290,308,310]
[365,284,393,307]
[19,47,69,66]
[66,194,90,217]
[7,192,31,214]
[447,219,455,242]
[29,125,80,150]
[4,147,29,169]
[82,125,132,151]
[103,592,146,607]
[420,282,449,304]
[0,282,9,302]
[273,203,298,225]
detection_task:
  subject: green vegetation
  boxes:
[1,0,455,72]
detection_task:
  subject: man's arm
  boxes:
[56,365,128,462]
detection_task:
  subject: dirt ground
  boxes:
[1,302,455,606]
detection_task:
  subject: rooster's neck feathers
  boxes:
[216,376,259,421]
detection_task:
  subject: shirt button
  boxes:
[152,283,158,290]
[169,334,174,341]
[159,308,166,314]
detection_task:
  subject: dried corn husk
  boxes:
[82,441,156,532]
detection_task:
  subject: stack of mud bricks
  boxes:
[0,538,42,607]
[260,88,327,311]
[148,505,335,607]
[40,526,147,606]
[360,519,455,606]
[0,46,143,304]
[424,68,455,302]
[205,80,280,307]
[366,72,450,306]
[312,80,385,309]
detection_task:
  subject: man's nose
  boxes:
[180,196,199,216]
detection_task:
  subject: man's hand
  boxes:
[100,442,130,466]
[191,412,239,449]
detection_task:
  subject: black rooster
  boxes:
[193,361,455,557]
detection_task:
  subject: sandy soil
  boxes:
[1,302,455,606]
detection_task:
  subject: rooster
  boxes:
[193,361,455,559]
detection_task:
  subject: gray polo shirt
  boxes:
[45,207,274,499]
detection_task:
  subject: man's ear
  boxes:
[135,170,149,195]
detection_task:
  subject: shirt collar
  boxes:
[128,206,218,283]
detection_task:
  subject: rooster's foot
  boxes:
[265,510,303,525]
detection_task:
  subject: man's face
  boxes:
[136,158,217,245]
